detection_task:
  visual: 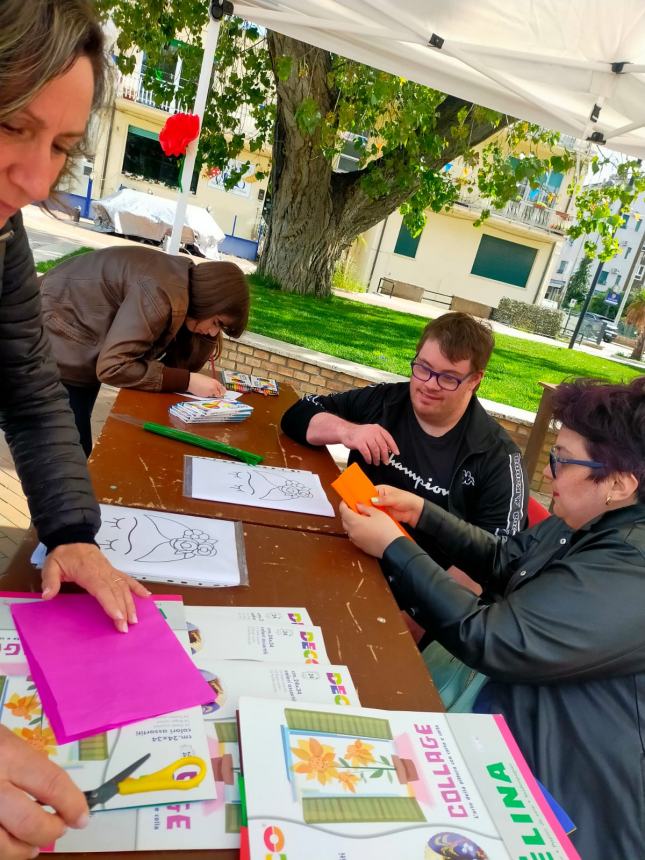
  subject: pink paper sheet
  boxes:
[11,594,215,743]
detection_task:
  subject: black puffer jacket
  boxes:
[0,213,99,548]
[384,500,645,860]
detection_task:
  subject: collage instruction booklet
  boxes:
[237,697,581,860]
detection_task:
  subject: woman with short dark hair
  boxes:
[341,377,645,859]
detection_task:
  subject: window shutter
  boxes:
[284,708,392,739]
[302,795,424,824]
[79,733,109,761]
[225,803,241,832]
[215,721,238,742]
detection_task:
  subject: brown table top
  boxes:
[1,526,442,860]
[89,387,346,536]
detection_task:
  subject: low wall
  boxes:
[221,332,553,496]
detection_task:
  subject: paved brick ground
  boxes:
[0,386,118,573]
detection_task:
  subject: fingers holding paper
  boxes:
[339,501,403,558]
[0,724,89,857]
[372,485,424,528]
[41,544,151,633]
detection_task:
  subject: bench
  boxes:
[377,278,424,302]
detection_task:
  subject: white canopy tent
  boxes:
[170,0,645,249]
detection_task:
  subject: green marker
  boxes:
[143,422,263,465]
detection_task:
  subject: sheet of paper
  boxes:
[174,390,243,401]
[0,595,217,820]
[186,605,313,655]
[184,456,335,518]
[238,698,581,860]
[11,594,216,743]
[93,504,248,587]
[190,660,359,722]
[185,615,330,664]
[332,462,411,539]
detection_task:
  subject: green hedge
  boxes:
[492,297,562,338]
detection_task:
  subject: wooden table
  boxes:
[89,387,346,536]
[0,385,443,859]
[2,527,441,714]
[2,526,442,860]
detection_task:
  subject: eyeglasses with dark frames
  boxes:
[410,360,475,392]
[548,447,605,479]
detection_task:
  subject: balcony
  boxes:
[455,190,572,235]
[117,70,190,114]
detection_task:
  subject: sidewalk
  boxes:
[22,205,258,272]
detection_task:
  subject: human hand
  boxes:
[0,725,89,858]
[372,485,424,528]
[341,423,399,466]
[42,544,151,633]
[339,501,403,558]
[188,372,227,398]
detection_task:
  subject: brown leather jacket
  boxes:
[40,245,202,390]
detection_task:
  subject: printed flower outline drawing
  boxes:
[98,513,218,563]
[228,469,313,502]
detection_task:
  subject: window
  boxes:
[615,275,622,287]
[470,235,537,288]
[636,218,643,232]
[334,134,366,173]
[393,222,422,258]
[621,213,630,229]
[636,264,645,281]
[122,126,198,192]
[556,260,568,274]
[625,246,632,260]
[597,271,608,285]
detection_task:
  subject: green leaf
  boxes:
[379,755,390,765]
[275,55,293,82]
[29,717,41,725]
[338,757,350,768]
[369,769,384,779]
[294,98,322,136]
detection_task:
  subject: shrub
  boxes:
[493,297,562,338]
[331,266,367,293]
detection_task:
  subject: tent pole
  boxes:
[167,11,223,256]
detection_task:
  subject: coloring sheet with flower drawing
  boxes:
[95,504,248,587]
[183,456,335,518]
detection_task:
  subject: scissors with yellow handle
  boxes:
[84,752,207,809]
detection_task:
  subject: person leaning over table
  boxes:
[39,246,250,456]
[340,376,645,860]
[281,312,528,595]
[1,2,153,854]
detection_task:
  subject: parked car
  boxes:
[581,312,619,343]
[91,188,224,259]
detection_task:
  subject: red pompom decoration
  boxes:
[159,112,200,156]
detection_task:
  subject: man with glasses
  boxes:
[281,312,527,571]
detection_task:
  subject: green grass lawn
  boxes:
[34,250,641,413]
[248,276,643,412]
[35,247,94,274]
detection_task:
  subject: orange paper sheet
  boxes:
[331,463,412,540]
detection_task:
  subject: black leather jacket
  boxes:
[384,500,645,860]
[0,213,99,548]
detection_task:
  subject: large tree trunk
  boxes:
[258,33,508,297]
